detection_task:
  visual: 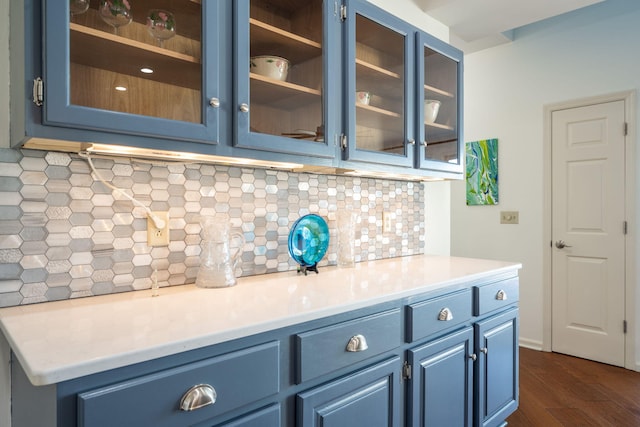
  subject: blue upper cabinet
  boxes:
[342,0,415,168]
[41,0,226,147]
[416,31,464,174]
[233,0,340,160]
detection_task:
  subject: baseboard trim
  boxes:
[519,338,543,351]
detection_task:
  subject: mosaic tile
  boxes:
[45,286,71,301]
[0,280,22,293]
[0,205,22,221]
[0,149,425,306]
[20,185,49,201]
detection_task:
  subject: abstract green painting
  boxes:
[466,138,499,205]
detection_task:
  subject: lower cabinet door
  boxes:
[407,327,474,427]
[474,307,519,427]
[297,357,401,427]
[216,404,280,427]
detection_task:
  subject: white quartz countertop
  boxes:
[0,255,520,386]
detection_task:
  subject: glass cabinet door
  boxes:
[344,1,414,168]
[44,1,222,144]
[234,0,337,159]
[417,32,463,173]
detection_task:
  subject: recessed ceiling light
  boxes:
[140,67,154,74]
[115,86,128,92]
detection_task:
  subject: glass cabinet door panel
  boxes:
[235,0,331,157]
[69,0,202,122]
[44,1,221,144]
[354,14,405,156]
[344,1,413,168]
[418,33,463,173]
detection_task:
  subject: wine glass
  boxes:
[146,9,176,48]
[99,0,132,35]
[70,0,90,19]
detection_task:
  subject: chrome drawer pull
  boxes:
[495,290,507,301]
[180,384,217,412]
[438,307,453,321]
[346,334,369,352]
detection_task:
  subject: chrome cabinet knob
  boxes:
[239,103,249,113]
[180,384,217,411]
[408,139,416,145]
[495,290,507,301]
[480,347,488,354]
[438,307,453,321]
[346,334,369,352]
[209,98,220,108]
[555,240,572,249]
[469,353,477,361]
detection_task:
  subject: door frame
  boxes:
[542,90,637,370]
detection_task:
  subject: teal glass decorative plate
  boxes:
[288,214,329,268]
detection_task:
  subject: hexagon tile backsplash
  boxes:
[0,148,425,307]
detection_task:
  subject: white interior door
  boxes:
[551,100,626,366]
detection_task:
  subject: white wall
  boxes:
[368,0,449,42]
[0,0,11,424]
[451,0,640,356]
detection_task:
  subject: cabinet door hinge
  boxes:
[624,221,628,235]
[340,133,347,150]
[624,122,628,136]
[402,361,412,380]
[32,77,44,107]
[340,4,347,21]
[624,320,628,334]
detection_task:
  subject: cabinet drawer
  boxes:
[78,341,280,427]
[473,277,519,316]
[295,309,402,383]
[406,289,472,342]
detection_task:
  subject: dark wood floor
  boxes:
[507,348,640,426]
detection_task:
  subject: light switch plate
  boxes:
[500,211,519,224]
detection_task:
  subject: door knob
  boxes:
[555,240,572,249]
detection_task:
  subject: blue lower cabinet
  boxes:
[407,327,474,427]
[297,357,402,427]
[474,308,519,427]
[9,272,520,427]
[216,404,281,427]
[77,342,280,427]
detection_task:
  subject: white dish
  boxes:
[250,55,290,81]
[424,99,441,124]
[356,91,371,105]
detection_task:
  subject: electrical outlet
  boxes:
[500,211,519,224]
[382,212,392,233]
[147,212,170,246]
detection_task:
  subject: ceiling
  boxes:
[413,0,606,53]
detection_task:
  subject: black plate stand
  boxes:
[297,263,319,275]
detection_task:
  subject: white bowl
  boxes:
[356,91,371,105]
[424,99,441,124]
[250,55,290,81]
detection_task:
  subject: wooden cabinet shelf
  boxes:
[250,73,321,110]
[355,58,403,101]
[70,23,201,90]
[356,103,401,129]
[425,121,454,131]
[250,18,321,64]
[425,84,455,99]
